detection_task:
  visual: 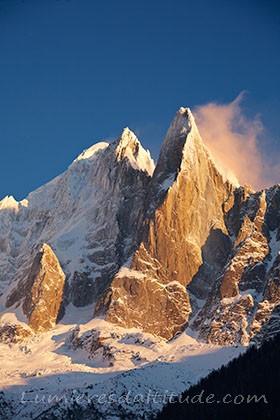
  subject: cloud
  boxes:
[194,93,279,190]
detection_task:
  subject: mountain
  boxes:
[0,107,279,419]
[97,108,280,345]
[96,108,236,339]
[0,128,154,326]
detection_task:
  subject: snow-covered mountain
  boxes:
[0,107,279,419]
[0,129,154,315]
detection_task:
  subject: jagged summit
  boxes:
[0,195,28,211]
[151,107,199,184]
[0,195,18,210]
[164,107,198,141]
[117,127,138,146]
[1,106,279,344]
[74,127,155,176]
[0,123,155,316]
[153,107,222,184]
[115,127,141,161]
[0,106,279,420]
[96,107,240,339]
[156,106,238,187]
[114,127,155,176]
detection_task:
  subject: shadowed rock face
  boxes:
[195,186,280,346]
[250,254,280,342]
[7,244,66,332]
[220,192,269,300]
[96,108,236,339]
[0,129,154,312]
[0,107,279,345]
[65,136,154,307]
[0,323,31,344]
[96,110,280,344]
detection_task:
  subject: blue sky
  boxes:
[0,0,279,199]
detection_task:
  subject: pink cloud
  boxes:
[194,93,279,190]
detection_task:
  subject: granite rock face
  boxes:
[0,107,279,345]
[195,186,280,345]
[6,243,66,331]
[96,110,280,343]
[96,109,236,339]
[96,266,191,339]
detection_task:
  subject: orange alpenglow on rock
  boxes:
[7,243,66,332]
[95,108,236,339]
[0,106,279,346]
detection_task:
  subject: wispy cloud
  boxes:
[194,93,279,190]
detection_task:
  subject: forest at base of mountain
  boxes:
[158,333,280,420]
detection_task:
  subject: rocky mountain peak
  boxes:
[0,106,279,347]
[153,107,198,180]
[156,106,239,187]
[153,106,236,188]
[165,107,197,139]
[96,107,238,339]
[0,105,280,420]
[117,127,139,146]
[23,243,66,332]
[115,127,139,160]
[114,127,155,176]
[0,195,19,211]
[4,242,66,332]
[39,242,52,255]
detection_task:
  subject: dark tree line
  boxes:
[158,333,280,420]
